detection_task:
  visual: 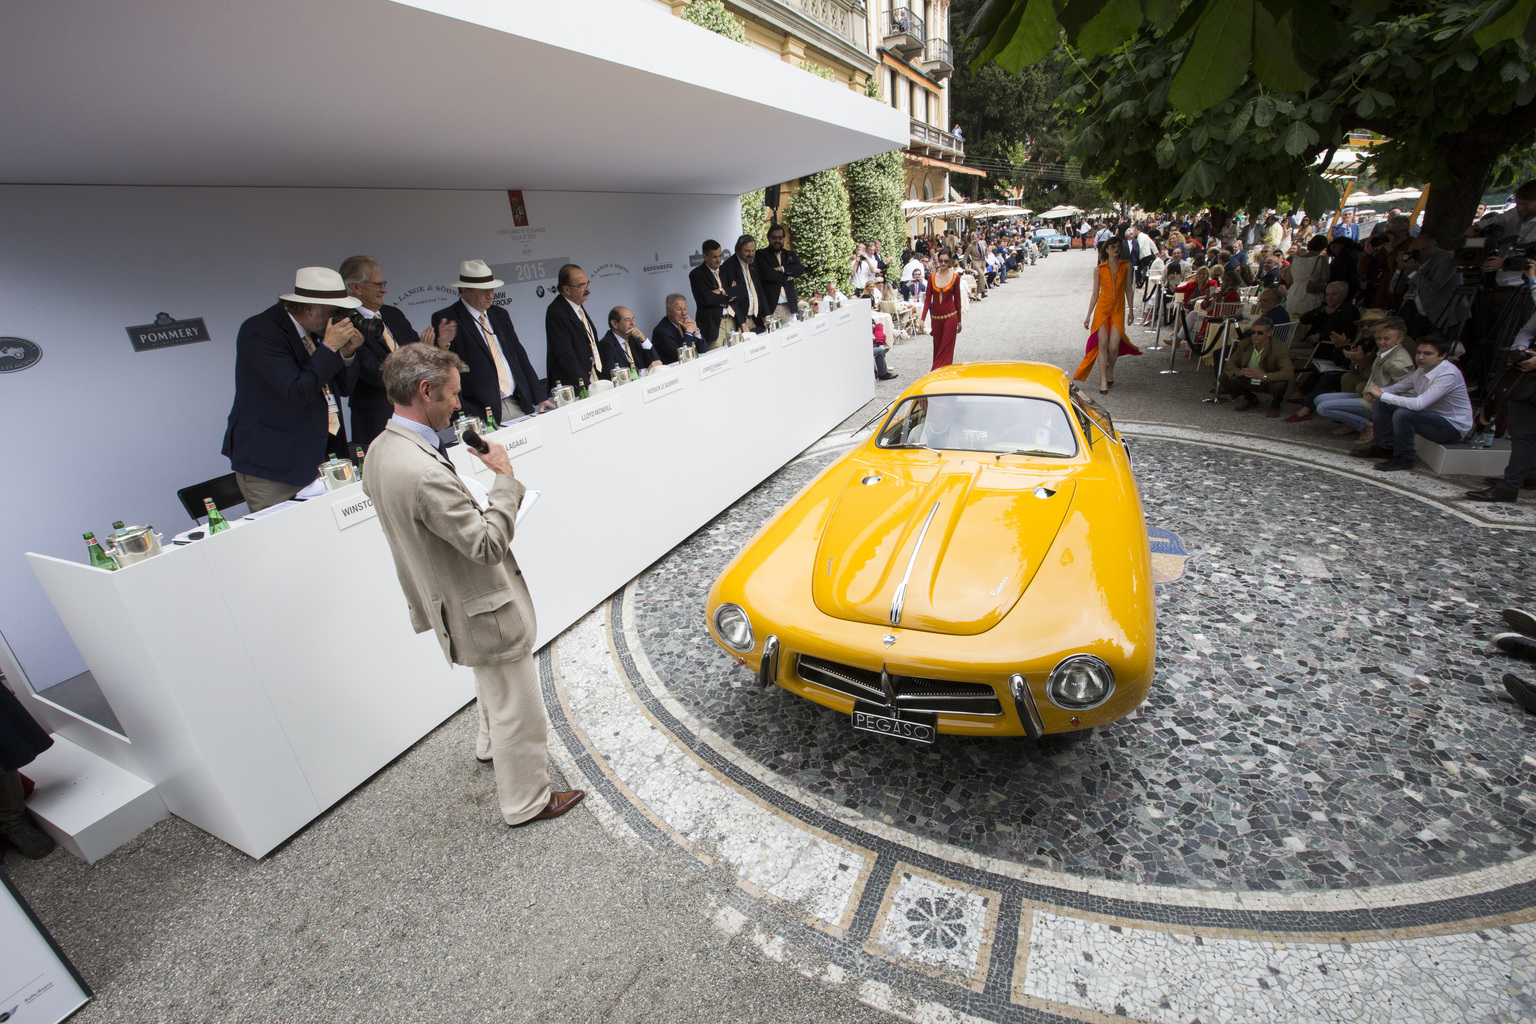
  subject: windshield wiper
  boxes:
[1006,448,1071,458]
[884,442,939,451]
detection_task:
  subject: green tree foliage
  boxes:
[966,0,1536,116]
[1058,2,1536,242]
[785,168,854,295]
[681,0,748,44]
[800,60,838,81]
[740,189,769,245]
[846,151,907,259]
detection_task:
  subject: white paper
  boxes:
[294,477,327,499]
[516,488,540,527]
[458,476,536,527]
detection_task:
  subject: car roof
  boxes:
[898,361,1075,403]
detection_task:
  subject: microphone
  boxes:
[461,426,491,454]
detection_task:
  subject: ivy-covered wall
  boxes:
[846,150,907,260]
[784,167,854,296]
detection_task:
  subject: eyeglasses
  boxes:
[364,279,387,289]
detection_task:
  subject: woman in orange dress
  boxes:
[1082,237,1136,392]
[920,248,963,370]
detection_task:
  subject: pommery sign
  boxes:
[126,312,211,352]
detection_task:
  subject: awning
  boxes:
[0,0,908,193]
[1037,205,1085,219]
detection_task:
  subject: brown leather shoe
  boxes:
[512,789,585,826]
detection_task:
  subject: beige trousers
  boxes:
[235,473,301,513]
[472,657,552,825]
[714,315,738,348]
[774,302,795,324]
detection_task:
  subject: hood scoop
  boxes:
[812,459,1075,636]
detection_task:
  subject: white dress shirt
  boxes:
[1379,359,1474,434]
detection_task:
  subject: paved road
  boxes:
[4,249,1483,1023]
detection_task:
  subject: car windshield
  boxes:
[876,394,1078,457]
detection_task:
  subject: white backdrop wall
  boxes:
[0,184,740,693]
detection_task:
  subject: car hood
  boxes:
[811,456,1076,635]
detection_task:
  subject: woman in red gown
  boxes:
[920,249,962,370]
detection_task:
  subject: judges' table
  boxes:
[27,306,874,857]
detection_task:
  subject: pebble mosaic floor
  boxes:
[543,426,1536,1023]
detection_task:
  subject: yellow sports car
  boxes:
[705,361,1155,744]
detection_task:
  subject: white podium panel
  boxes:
[27,309,874,857]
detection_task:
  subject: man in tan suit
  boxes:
[1218,316,1294,416]
[362,345,583,827]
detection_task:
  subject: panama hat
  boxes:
[1356,308,1391,323]
[452,259,504,290]
[280,267,361,308]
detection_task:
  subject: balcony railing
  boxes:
[884,7,925,58]
[921,37,953,79]
[910,118,964,158]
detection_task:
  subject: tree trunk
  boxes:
[1420,99,1536,247]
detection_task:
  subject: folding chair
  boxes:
[1198,302,1246,403]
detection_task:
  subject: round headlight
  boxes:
[713,603,754,652]
[1045,655,1115,710]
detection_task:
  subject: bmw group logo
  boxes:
[0,337,41,373]
[536,286,546,298]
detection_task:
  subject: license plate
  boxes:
[852,702,937,745]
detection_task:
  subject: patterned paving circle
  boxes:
[630,435,1536,894]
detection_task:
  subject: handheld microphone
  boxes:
[462,427,491,454]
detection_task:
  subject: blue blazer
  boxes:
[433,299,546,422]
[222,303,357,486]
[545,297,603,389]
[646,318,695,365]
[351,304,420,450]
[756,247,804,314]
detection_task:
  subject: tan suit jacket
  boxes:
[1366,343,1415,391]
[362,420,536,667]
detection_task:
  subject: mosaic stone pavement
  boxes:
[628,436,1536,893]
[543,427,1536,1022]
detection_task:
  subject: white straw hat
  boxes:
[279,267,361,308]
[452,259,504,290]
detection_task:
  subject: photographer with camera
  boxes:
[1395,234,1469,340]
[340,255,458,450]
[1471,181,1536,288]
[222,267,363,511]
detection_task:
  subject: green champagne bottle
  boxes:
[351,443,365,472]
[112,520,125,532]
[485,407,498,431]
[85,532,117,570]
[203,497,229,534]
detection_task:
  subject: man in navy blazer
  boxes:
[546,264,611,389]
[688,239,742,350]
[433,259,551,426]
[723,234,767,333]
[221,267,364,511]
[341,255,458,449]
[757,225,805,322]
[650,293,703,364]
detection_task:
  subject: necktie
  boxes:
[578,308,602,377]
[480,312,514,398]
[742,260,758,318]
[302,332,341,436]
[380,320,397,353]
[712,267,731,317]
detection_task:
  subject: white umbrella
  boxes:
[1038,205,1084,220]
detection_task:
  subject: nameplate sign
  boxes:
[332,494,377,531]
[778,328,803,347]
[811,319,830,334]
[569,399,621,432]
[641,371,686,403]
[493,425,543,460]
[698,353,732,381]
[743,340,771,362]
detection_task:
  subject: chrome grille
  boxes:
[795,655,1004,716]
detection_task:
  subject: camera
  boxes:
[331,308,385,344]
[1459,225,1536,272]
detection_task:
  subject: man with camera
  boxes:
[1395,234,1468,339]
[222,267,363,511]
[1472,181,1536,288]
[341,255,458,449]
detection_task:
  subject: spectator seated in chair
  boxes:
[1218,317,1294,416]
[1354,335,1475,472]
